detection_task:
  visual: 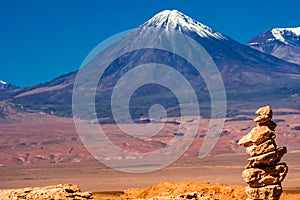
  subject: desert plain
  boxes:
[0,105,300,199]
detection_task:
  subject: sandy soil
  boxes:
[91,181,300,200]
[1,151,299,190]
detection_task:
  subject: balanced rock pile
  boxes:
[238,106,288,200]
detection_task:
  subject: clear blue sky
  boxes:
[1,0,299,87]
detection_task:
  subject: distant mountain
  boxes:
[0,80,18,90]
[0,100,26,123]
[247,27,300,65]
[139,11,300,94]
[2,10,300,120]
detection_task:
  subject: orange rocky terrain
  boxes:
[1,182,299,199]
[118,181,300,200]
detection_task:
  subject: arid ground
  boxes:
[0,107,300,199]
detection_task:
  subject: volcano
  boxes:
[1,10,300,119]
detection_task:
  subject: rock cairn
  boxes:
[238,106,288,200]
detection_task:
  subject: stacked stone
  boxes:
[238,106,288,200]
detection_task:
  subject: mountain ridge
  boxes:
[1,10,300,120]
[0,80,18,90]
[247,27,300,65]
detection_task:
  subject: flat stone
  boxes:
[238,126,274,147]
[259,120,277,131]
[254,115,271,123]
[242,163,288,187]
[246,147,287,169]
[246,184,282,200]
[255,106,273,118]
[246,139,277,157]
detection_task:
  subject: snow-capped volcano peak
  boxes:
[141,10,226,40]
[0,80,7,85]
[247,26,300,65]
[248,26,300,46]
[271,27,300,44]
[273,27,300,36]
[0,80,18,90]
